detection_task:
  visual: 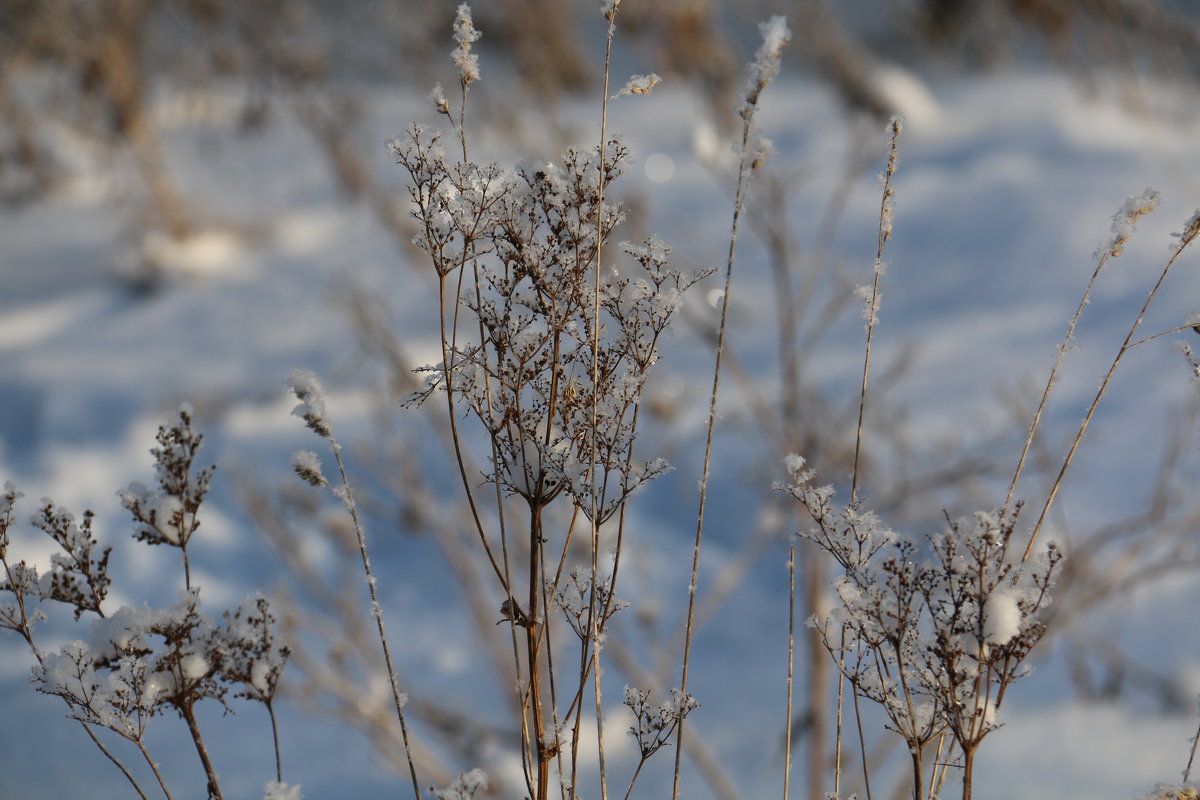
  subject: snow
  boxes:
[982,586,1022,647]
[263,780,304,800]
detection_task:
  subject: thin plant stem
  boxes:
[833,627,847,799]
[850,116,902,505]
[1024,218,1200,561]
[1182,699,1200,783]
[1006,251,1113,509]
[527,508,550,800]
[803,550,830,800]
[268,702,282,783]
[783,544,796,800]
[452,94,526,791]
[1129,323,1200,350]
[852,682,874,800]
[587,7,620,800]
[1008,193,1162,509]
[330,440,422,800]
[928,734,946,800]
[960,746,976,800]
[181,547,191,593]
[671,57,765,800]
[436,272,511,591]
[180,702,222,800]
[85,725,152,800]
[457,78,469,163]
[623,756,650,800]
[134,737,174,800]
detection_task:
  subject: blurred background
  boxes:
[3,1,1200,798]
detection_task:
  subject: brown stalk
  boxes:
[1025,215,1200,561]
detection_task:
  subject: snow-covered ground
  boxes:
[3,62,1200,799]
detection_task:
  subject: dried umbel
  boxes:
[781,455,1063,797]
[391,125,709,517]
[118,405,214,593]
[2,411,292,800]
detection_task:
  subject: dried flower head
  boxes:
[290,450,326,487]
[288,369,332,438]
[737,16,791,123]
[451,4,482,85]
[613,73,661,100]
[429,83,451,116]
[433,768,488,800]
[1097,188,1160,260]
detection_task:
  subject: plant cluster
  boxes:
[4,3,1200,800]
[0,408,291,800]
[783,460,1061,799]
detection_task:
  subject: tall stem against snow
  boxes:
[850,115,902,505]
[586,4,621,799]
[180,700,222,800]
[1005,189,1159,512]
[289,370,423,800]
[783,544,796,800]
[526,504,551,800]
[673,17,790,800]
[1024,209,1200,561]
[329,440,423,800]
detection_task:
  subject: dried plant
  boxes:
[5,4,1200,800]
[1,408,293,800]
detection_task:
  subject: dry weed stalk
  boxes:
[673,15,790,800]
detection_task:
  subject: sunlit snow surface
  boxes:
[3,72,1200,799]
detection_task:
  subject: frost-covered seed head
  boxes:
[429,83,451,116]
[452,4,482,85]
[288,369,332,438]
[1097,188,1160,260]
[1175,210,1200,245]
[613,73,661,100]
[737,16,791,122]
[290,450,326,487]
